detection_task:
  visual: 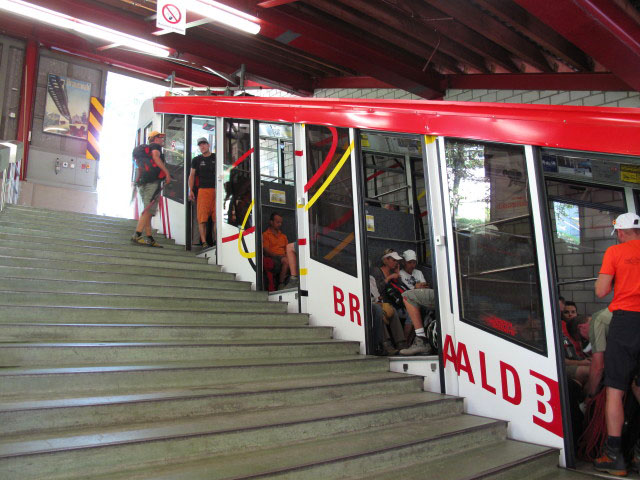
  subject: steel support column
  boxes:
[16,39,38,180]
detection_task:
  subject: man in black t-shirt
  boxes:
[188,137,216,248]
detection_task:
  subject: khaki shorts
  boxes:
[197,188,216,223]
[139,181,162,216]
[402,288,436,309]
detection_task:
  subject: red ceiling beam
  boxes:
[447,72,632,91]
[314,77,394,89]
[257,0,299,7]
[513,0,640,91]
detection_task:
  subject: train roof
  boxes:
[154,96,640,157]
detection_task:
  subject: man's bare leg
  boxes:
[279,256,290,284]
[198,222,207,244]
[605,387,625,437]
[286,243,298,276]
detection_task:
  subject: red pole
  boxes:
[16,39,38,181]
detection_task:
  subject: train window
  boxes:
[446,139,546,353]
[162,114,185,204]
[546,179,625,316]
[306,125,357,276]
[223,119,252,227]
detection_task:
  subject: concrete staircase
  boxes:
[0,205,590,479]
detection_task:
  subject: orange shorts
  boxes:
[197,188,216,223]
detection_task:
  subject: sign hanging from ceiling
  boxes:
[156,0,186,35]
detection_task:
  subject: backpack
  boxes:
[133,144,165,184]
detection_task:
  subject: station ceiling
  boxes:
[1,0,639,98]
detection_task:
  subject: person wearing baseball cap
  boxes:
[594,212,640,475]
[188,136,216,248]
[400,249,428,290]
[147,131,166,142]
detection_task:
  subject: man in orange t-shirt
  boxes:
[593,212,640,476]
[263,213,298,289]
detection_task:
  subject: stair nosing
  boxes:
[458,446,559,480]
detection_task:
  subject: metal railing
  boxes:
[0,141,23,213]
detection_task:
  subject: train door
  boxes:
[296,124,366,349]
[187,116,216,253]
[218,118,256,284]
[436,139,567,462]
[254,122,299,311]
[356,131,442,381]
[539,150,640,468]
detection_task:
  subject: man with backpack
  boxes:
[131,131,172,247]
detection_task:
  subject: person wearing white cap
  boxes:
[399,249,428,290]
[593,212,640,475]
[188,137,216,248]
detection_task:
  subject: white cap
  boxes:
[382,251,402,261]
[403,249,417,262]
[611,212,640,235]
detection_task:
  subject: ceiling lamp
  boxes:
[0,0,172,57]
[186,0,261,35]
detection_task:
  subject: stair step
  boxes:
[0,323,330,343]
[0,305,306,325]
[0,220,177,246]
[0,236,207,263]
[0,265,246,290]
[0,340,359,367]
[0,356,388,398]
[0,277,258,299]
[0,245,219,271]
[0,232,198,258]
[0,393,473,479]
[0,213,150,234]
[0,373,421,436]
[4,205,138,225]
[0,290,285,312]
[0,225,183,250]
[0,256,231,280]
[348,440,558,480]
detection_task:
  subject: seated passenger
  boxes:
[262,212,298,290]
[560,306,590,388]
[371,249,408,315]
[400,249,429,290]
[370,275,407,355]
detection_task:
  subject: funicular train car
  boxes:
[137,95,640,470]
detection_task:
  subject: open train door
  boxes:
[295,124,367,351]
[430,137,569,465]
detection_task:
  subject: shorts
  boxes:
[603,310,640,391]
[197,188,216,224]
[402,288,436,310]
[139,181,162,216]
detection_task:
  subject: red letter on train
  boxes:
[333,286,345,316]
[348,293,361,326]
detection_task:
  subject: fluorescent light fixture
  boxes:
[186,0,261,35]
[0,0,172,57]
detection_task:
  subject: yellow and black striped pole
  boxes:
[86,97,104,161]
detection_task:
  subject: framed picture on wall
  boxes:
[43,74,92,140]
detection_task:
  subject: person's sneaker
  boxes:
[146,237,163,248]
[132,235,147,246]
[286,276,299,288]
[202,242,211,249]
[594,445,627,476]
[399,335,432,356]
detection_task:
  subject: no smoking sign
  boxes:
[156,0,186,35]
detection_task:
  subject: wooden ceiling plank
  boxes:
[333,0,490,73]
[471,0,592,71]
[423,0,554,72]
[306,0,463,73]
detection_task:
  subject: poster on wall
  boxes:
[43,74,92,140]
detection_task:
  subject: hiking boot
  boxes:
[382,341,399,356]
[399,335,432,356]
[146,237,163,248]
[631,442,640,472]
[132,235,147,246]
[594,445,627,476]
[202,242,211,249]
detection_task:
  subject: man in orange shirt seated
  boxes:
[263,212,298,289]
